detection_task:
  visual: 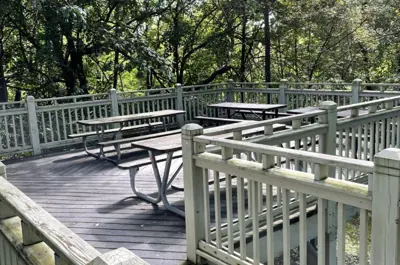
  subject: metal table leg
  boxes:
[83,136,101,158]
[159,152,185,217]
[129,167,162,204]
[127,150,166,204]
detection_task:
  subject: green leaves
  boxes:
[1,0,400,100]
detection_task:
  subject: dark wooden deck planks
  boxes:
[4,150,187,265]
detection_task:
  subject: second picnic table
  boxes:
[208,102,287,120]
[75,109,185,158]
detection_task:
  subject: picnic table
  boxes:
[128,123,287,217]
[73,110,185,158]
[208,102,287,120]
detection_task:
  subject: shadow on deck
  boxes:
[4,149,187,265]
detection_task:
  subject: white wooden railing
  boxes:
[0,79,399,157]
[0,162,148,265]
[181,97,400,265]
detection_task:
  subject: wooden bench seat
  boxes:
[234,110,292,117]
[67,122,163,139]
[97,129,182,163]
[195,116,244,125]
[97,129,182,147]
[68,122,163,160]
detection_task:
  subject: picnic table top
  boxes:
[130,123,287,152]
[77,110,185,126]
[287,107,368,118]
[207,102,287,111]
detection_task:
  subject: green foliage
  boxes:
[0,0,400,99]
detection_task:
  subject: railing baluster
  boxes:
[251,180,260,264]
[49,111,54,142]
[302,137,308,172]
[386,118,390,148]
[299,193,307,265]
[282,188,290,265]
[55,109,60,141]
[381,118,385,150]
[202,168,211,243]
[285,141,291,169]
[357,125,362,161]
[337,202,345,265]
[397,116,400,148]
[11,115,17,148]
[19,115,25,147]
[375,121,380,155]
[213,170,222,249]
[237,176,246,260]
[359,208,368,265]
[61,109,67,140]
[4,116,9,149]
[317,197,326,265]
[222,146,234,254]
[363,124,368,161]
[344,128,350,180]
[266,183,273,265]
[391,117,395,147]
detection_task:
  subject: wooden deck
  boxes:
[4,150,187,265]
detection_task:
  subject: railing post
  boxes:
[351,79,362,104]
[109,89,119,117]
[87,247,149,265]
[26,96,41,155]
[176,83,184,127]
[181,124,206,264]
[318,101,338,265]
[318,101,338,159]
[227,79,234,102]
[372,148,400,265]
[279,79,287,105]
[279,79,288,112]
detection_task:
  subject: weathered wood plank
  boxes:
[0,177,101,265]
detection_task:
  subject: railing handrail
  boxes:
[337,95,400,111]
[195,135,374,172]
[194,152,371,210]
[203,111,325,136]
[361,83,400,87]
[34,93,109,103]
[287,82,352,86]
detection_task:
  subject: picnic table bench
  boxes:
[118,123,287,217]
[208,102,287,120]
[194,116,245,126]
[68,110,185,160]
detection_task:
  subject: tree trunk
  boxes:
[0,39,7,102]
[113,50,119,89]
[14,90,21,102]
[146,68,152,90]
[173,3,182,84]
[239,0,247,83]
[294,34,299,78]
[264,1,271,83]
